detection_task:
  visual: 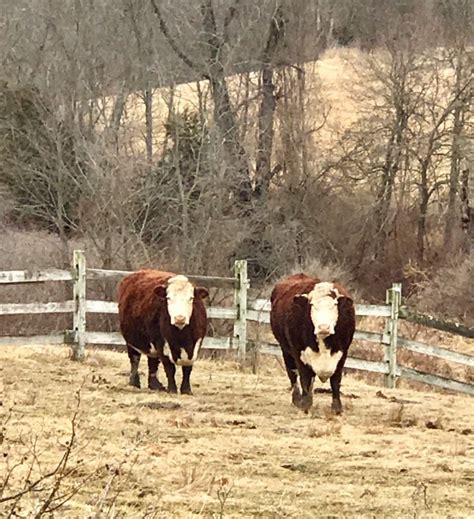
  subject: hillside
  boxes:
[118,48,362,154]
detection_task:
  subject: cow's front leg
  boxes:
[330,354,346,415]
[127,345,141,388]
[180,366,193,395]
[297,362,315,413]
[147,357,166,391]
[162,356,178,393]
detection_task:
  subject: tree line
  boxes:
[0,0,472,321]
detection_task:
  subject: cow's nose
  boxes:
[174,315,186,327]
[317,324,331,336]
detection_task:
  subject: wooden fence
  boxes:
[0,250,473,395]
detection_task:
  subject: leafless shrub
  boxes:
[407,254,474,326]
[411,480,431,517]
[0,386,99,517]
[294,257,355,289]
[0,382,150,519]
[212,476,234,519]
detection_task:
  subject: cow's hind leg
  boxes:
[329,355,346,415]
[180,366,193,395]
[281,350,300,407]
[147,357,166,391]
[127,345,141,388]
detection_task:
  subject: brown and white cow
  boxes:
[118,270,208,394]
[270,273,355,414]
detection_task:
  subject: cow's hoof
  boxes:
[167,386,178,394]
[148,378,166,391]
[332,400,343,415]
[291,387,302,407]
[300,394,313,412]
[180,387,193,395]
[129,375,141,389]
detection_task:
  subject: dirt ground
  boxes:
[1,344,473,518]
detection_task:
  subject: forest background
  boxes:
[0,0,472,325]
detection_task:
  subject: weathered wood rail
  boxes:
[0,250,473,395]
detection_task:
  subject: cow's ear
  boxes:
[293,293,309,306]
[195,287,209,300]
[154,285,167,299]
[332,287,353,302]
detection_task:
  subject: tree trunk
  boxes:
[150,0,252,206]
[171,124,190,271]
[444,95,463,252]
[122,225,133,271]
[374,112,406,254]
[144,89,153,163]
[460,164,472,254]
[417,160,430,263]
[254,7,284,199]
[365,113,406,265]
[200,0,252,206]
[106,82,128,152]
[356,103,408,273]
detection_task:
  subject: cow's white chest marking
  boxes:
[300,346,342,382]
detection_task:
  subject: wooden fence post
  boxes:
[384,282,402,388]
[233,260,249,364]
[72,250,86,361]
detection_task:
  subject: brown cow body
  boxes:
[270,273,355,414]
[118,269,208,394]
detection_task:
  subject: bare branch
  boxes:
[149,0,207,79]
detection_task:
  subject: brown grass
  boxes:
[1,344,473,518]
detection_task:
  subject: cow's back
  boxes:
[270,273,320,347]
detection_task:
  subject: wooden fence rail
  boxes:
[0,250,473,395]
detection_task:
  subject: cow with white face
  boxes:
[118,270,208,395]
[270,274,355,414]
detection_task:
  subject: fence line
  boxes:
[86,268,237,288]
[0,269,73,284]
[399,307,474,339]
[0,250,473,395]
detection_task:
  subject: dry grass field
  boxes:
[1,344,473,518]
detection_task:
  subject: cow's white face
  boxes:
[166,275,195,329]
[306,282,341,338]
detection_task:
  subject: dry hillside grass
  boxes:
[1,344,473,518]
[118,48,361,155]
